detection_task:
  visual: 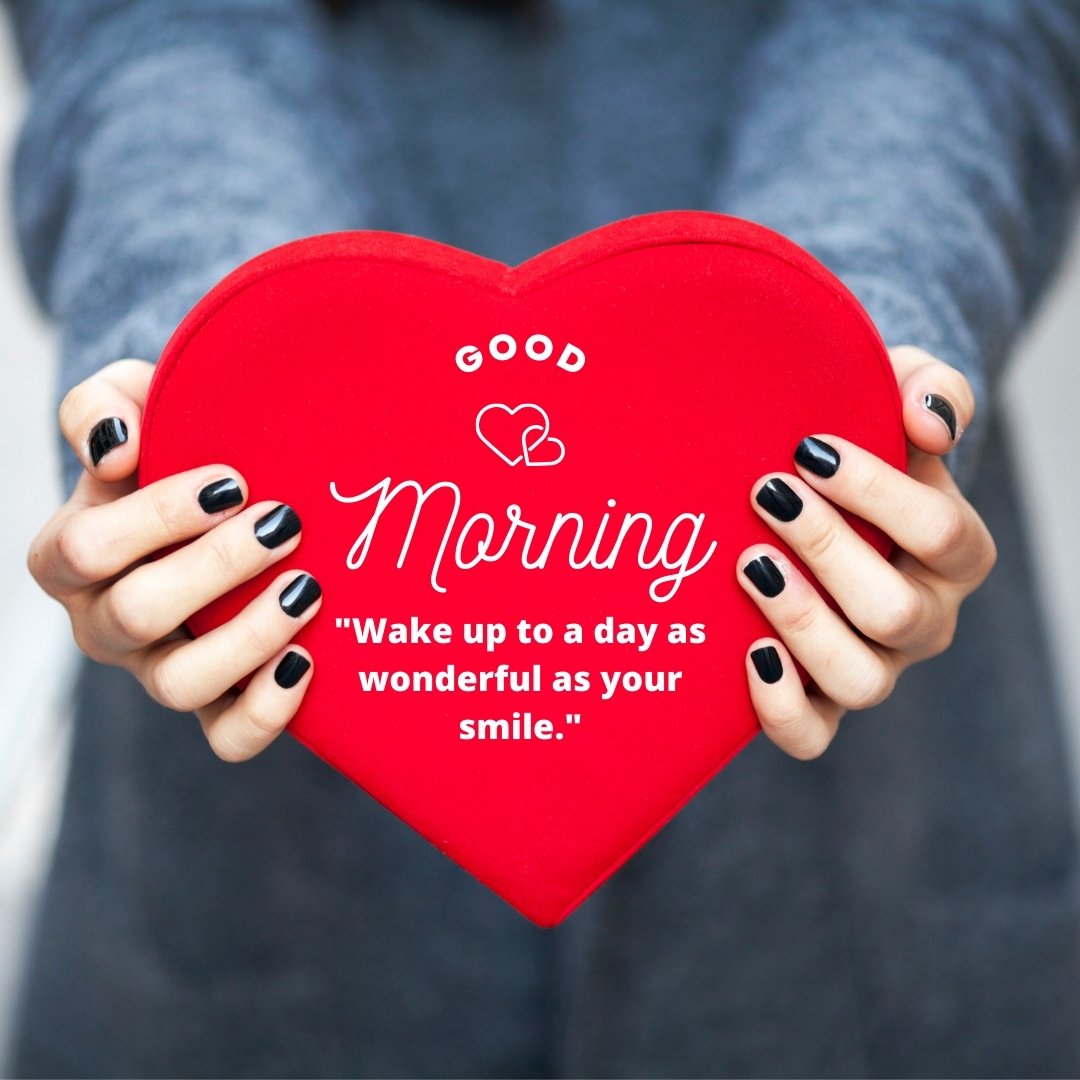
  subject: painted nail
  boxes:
[795,436,840,478]
[255,504,301,549]
[743,555,785,597]
[88,417,128,466]
[756,478,802,522]
[751,645,783,684]
[924,394,958,441]
[274,651,311,689]
[198,477,243,514]
[279,573,321,618]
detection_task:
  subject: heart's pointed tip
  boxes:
[508,895,577,929]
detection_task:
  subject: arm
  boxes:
[717,1,1080,755]
[11,0,362,492]
[16,0,361,758]
[716,0,1080,480]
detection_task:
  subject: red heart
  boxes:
[140,212,905,926]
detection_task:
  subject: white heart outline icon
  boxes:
[475,402,551,466]
[520,423,566,467]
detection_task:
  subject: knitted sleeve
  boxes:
[9,0,362,493]
[716,0,1080,478]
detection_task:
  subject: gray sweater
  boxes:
[8,1,1080,1076]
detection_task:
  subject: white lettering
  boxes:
[329,478,716,602]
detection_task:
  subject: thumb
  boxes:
[888,345,976,457]
[58,359,155,485]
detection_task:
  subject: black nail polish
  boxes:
[198,477,243,514]
[751,646,783,684]
[756,478,802,522]
[279,573,321,618]
[274,651,311,689]
[88,417,128,466]
[795,436,840,478]
[743,555,785,597]
[924,393,958,441]
[255,504,301,548]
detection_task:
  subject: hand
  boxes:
[739,345,997,759]
[26,359,321,761]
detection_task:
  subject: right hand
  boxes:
[27,359,322,761]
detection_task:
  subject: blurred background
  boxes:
[1,11,1080,1068]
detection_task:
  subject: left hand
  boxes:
[739,345,997,759]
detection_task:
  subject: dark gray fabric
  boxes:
[7,0,1080,1075]
[11,661,554,1078]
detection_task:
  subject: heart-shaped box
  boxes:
[140,211,905,926]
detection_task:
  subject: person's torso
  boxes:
[331,0,781,262]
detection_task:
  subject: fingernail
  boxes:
[923,394,958,441]
[255,504,301,548]
[755,478,802,522]
[198,477,243,514]
[274,651,311,689]
[795,436,840,478]
[279,573,321,618]
[751,645,783,684]
[88,417,128,466]
[743,555,785,597]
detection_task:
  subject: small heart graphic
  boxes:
[139,212,905,926]
[521,424,565,467]
[476,403,548,466]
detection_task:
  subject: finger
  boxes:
[34,466,255,593]
[87,500,301,652]
[196,647,313,762]
[791,435,990,582]
[58,359,155,483]
[138,569,322,713]
[888,345,976,456]
[745,638,845,760]
[738,546,898,712]
[751,473,944,653]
